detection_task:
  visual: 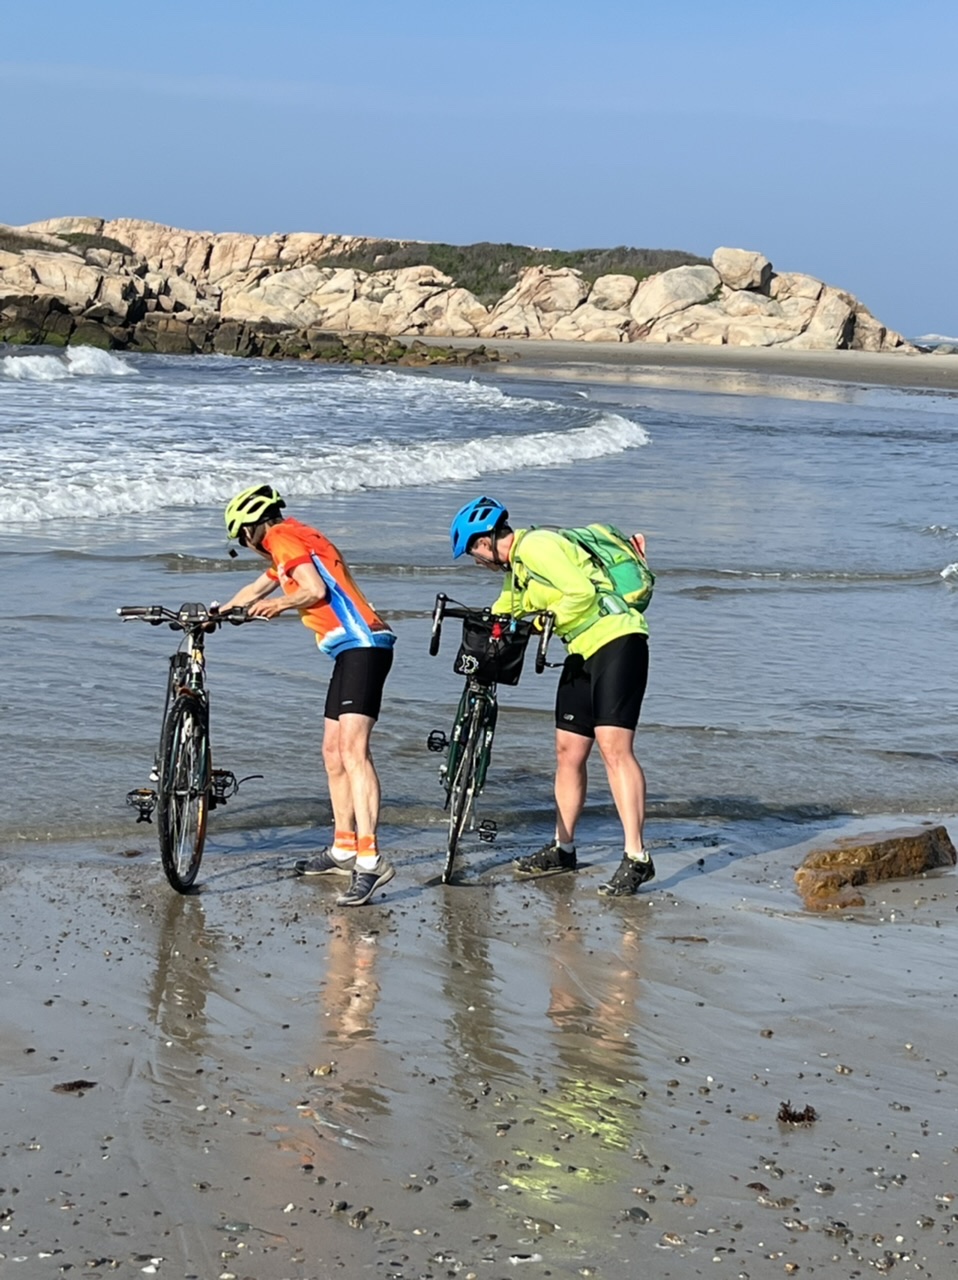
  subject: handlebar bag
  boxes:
[454,616,533,686]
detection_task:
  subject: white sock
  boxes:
[627,849,650,862]
[356,854,380,872]
[556,840,575,854]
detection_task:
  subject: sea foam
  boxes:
[0,410,650,522]
[0,348,135,380]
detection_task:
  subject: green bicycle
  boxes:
[427,593,554,884]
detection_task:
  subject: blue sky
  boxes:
[4,1,957,336]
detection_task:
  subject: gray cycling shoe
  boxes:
[513,842,577,878]
[294,848,356,876]
[597,854,655,897]
[336,860,396,906]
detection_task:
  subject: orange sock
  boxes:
[356,834,379,869]
[333,830,358,855]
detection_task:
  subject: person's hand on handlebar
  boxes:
[246,597,287,620]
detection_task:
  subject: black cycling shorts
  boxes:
[555,633,648,738]
[324,646,394,722]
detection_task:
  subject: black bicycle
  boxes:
[118,602,259,893]
[427,593,554,884]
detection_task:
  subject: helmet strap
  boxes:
[490,529,510,570]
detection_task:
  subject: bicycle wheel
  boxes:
[443,696,486,883]
[156,695,211,892]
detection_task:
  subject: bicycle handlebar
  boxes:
[428,592,555,673]
[117,603,251,629]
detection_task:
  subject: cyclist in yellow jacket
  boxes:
[450,496,653,896]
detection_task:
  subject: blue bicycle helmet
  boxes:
[450,496,508,559]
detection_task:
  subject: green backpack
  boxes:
[559,523,655,615]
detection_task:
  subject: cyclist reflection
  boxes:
[537,891,645,1159]
[315,911,390,1118]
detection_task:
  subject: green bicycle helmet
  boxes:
[224,485,286,539]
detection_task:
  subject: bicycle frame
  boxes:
[427,594,554,882]
[118,602,259,890]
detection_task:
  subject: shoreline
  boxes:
[418,335,958,394]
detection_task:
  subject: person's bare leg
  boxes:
[593,724,646,854]
[336,713,381,839]
[322,717,356,834]
[554,728,593,846]
[333,713,395,908]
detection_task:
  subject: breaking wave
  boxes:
[1,412,649,522]
[0,347,136,380]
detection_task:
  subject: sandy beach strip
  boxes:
[2,811,957,1278]
[422,336,958,395]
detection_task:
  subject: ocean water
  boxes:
[2,344,957,848]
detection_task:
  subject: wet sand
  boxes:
[427,336,958,395]
[3,812,957,1279]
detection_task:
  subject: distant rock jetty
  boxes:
[0,217,914,359]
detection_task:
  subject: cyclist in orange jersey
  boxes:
[220,485,396,907]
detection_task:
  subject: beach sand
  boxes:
[3,809,957,1280]
[430,337,958,395]
[4,342,958,1279]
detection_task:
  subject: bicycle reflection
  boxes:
[147,891,220,1056]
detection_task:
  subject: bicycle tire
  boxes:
[156,695,211,892]
[442,696,486,884]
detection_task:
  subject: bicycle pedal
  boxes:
[477,819,498,843]
[427,729,448,753]
[126,788,157,824]
[210,769,238,807]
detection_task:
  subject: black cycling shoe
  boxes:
[597,854,655,897]
[513,841,577,879]
[336,860,396,907]
[294,848,355,876]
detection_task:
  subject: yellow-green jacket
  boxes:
[490,528,649,660]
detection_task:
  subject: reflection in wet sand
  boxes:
[504,888,648,1201]
[313,910,391,1124]
[438,891,521,1085]
[495,360,864,402]
[430,880,652,1224]
[146,891,221,1060]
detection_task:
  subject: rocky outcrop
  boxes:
[794,824,956,911]
[0,218,915,357]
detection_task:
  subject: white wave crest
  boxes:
[0,347,135,381]
[365,369,567,415]
[1,412,650,522]
[940,563,958,581]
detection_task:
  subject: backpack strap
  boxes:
[508,527,603,643]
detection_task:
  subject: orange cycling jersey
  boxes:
[261,517,395,659]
